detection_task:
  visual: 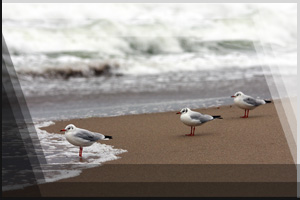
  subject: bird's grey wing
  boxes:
[190,112,213,123]
[243,96,261,106]
[74,129,101,142]
[93,132,106,140]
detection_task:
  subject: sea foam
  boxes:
[2,121,127,191]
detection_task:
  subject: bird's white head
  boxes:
[60,124,76,133]
[176,108,190,115]
[231,91,244,98]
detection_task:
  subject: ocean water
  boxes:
[3,3,297,121]
[3,4,297,76]
[2,3,297,191]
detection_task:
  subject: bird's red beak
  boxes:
[60,129,66,132]
[176,112,181,114]
[231,96,236,98]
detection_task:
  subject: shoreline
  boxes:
[25,72,273,122]
[41,102,294,165]
[3,102,296,197]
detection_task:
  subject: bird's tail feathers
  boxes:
[212,115,223,119]
[104,135,113,139]
[264,100,272,104]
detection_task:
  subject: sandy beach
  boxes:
[3,3,297,198]
[3,102,296,197]
[43,102,294,165]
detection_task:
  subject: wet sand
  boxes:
[3,102,296,197]
[42,101,294,165]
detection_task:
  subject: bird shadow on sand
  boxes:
[230,114,273,120]
[177,132,216,138]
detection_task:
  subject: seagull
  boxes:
[231,91,272,118]
[60,124,113,157]
[176,108,222,136]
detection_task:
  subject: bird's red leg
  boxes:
[193,127,195,136]
[79,147,83,157]
[241,109,247,118]
[186,127,193,136]
[246,109,250,118]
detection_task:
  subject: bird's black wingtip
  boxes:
[264,100,272,103]
[212,115,223,119]
[104,135,113,139]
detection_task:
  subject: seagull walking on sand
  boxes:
[60,124,113,157]
[176,108,222,136]
[231,91,272,118]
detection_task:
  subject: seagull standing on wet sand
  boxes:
[231,91,272,118]
[176,108,222,136]
[60,124,113,157]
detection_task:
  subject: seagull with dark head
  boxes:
[176,108,222,136]
[231,91,272,118]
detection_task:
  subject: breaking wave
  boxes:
[3,3,297,78]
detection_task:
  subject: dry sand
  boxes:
[3,102,296,197]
